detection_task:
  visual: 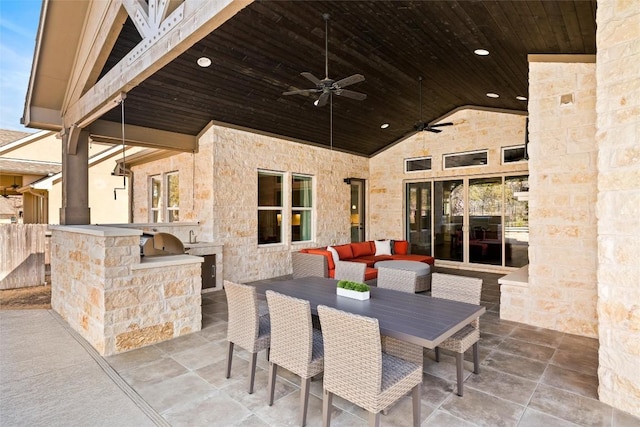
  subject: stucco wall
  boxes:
[369,108,528,246]
[132,124,369,283]
[595,0,640,416]
[501,59,598,337]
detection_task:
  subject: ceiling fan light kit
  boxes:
[282,13,366,107]
[414,76,454,133]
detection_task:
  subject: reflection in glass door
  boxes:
[505,176,529,267]
[350,180,365,243]
[434,180,464,261]
[469,177,503,265]
[406,182,431,255]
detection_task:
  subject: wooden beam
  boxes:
[87,119,197,152]
[64,0,251,130]
[63,0,129,112]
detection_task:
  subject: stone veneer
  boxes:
[369,108,528,242]
[50,225,202,356]
[595,0,640,416]
[132,123,369,283]
[500,58,599,337]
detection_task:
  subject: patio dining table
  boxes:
[251,276,485,349]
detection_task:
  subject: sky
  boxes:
[0,0,42,132]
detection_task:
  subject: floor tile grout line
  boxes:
[48,310,171,427]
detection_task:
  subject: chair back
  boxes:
[334,260,366,282]
[266,290,315,376]
[377,267,418,293]
[317,305,382,407]
[224,280,261,351]
[431,273,482,305]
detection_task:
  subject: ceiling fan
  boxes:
[282,13,366,107]
[414,76,453,133]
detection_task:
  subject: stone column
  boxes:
[60,129,90,225]
[595,0,640,417]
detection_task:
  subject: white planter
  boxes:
[337,287,370,300]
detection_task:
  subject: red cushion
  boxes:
[333,244,354,260]
[364,267,378,281]
[349,258,375,268]
[351,241,374,258]
[307,249,335,270]
[393,240,409,255]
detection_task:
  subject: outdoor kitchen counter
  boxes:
[49,225,203,356]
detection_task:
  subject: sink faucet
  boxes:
[189,230,196,243]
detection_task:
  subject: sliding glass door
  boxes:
[405,175,528,267]
[433,180,464,261]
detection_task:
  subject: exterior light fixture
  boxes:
[486,92,500,98]
[474,49,490,56]
[380,123,389,129]
[197,57,212,67]
[516,96,528,101]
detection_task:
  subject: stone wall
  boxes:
[369,108,528,246]
[501,59,598,337]
[51,226,202,356]
[132,124,369,283]
[595,0,640,416]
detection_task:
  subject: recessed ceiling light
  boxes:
[486,92,500,98]
[474,49,490,56]
[197,57,212,67]
[516,96,528,101]
[380,123,389,129]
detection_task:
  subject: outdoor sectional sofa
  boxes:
[292,240,435,282]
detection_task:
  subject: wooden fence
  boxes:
[0,224,49,290]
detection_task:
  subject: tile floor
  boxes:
[106,268,640,426]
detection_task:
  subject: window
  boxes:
[258,171,283,244]
[150,175,161,222]
[292,175,312,242]
[443,150,488,169]
[149,172,179,222]
[166,172,179,222]
[502,145,527,163]
[405,156,432,173]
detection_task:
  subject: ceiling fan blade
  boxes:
[316,92,330,107]
[334,73,365,89]
[283,88,318,96]
[337,89,367,101]
[429,122,454,128]
[426,128,443,133]
[301,72,322,86]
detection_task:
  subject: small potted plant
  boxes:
[336,280,370,300]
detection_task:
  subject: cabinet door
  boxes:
[201,254,216,289]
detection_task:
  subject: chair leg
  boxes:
[456,352,464,397]
[248,352,258,394]
[300,377,311,426]
[225,341,234,379]
[473,342,480,374]
[322,389,333,427]
[434,346,440,362]
[369,412,381,427]
[412,384,421,427]
[267,362,277,406]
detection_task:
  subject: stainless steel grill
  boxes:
[140,232,185,257]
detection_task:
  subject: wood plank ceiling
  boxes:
[99,0,596,157]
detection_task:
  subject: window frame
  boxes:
[405,156,432,173]
[501,145,528,164]
[257,170,284,246]
[148,171,180,223]
[443,149,488,170]
[291,173,314,243]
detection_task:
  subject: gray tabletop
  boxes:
[251,276,485,349]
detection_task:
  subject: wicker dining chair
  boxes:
[334,260,366,282]
[317,305,423,427]
[224,280,271,394]
[430,273,483,396]
[376,267,418,293]
[266,291,324,426]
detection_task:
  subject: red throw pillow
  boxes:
[393,240,409,255]
[307,249,335,270]
[351,241,374,258]
[333,244,354,260]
